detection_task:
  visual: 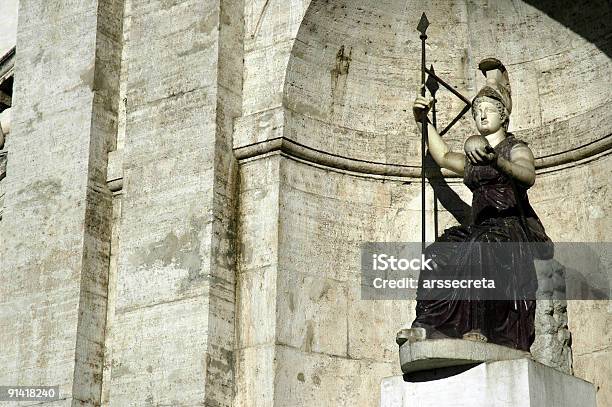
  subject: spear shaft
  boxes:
[431,87,438,240]
[417,13,429,253]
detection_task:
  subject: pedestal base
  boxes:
[381,359,596,407]
[399,337,530,374]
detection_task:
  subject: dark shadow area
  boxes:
[522,0,612,58]
[424,152,472,227]
[403,362,482,382]
[422,75,472,231]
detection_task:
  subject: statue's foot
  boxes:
[396,327,427,346]
[462,330,488,343]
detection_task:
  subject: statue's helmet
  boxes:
[472,58,512,127]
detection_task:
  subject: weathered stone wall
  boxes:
[0,0,18,56]
[0,0,609,406]
[0,0,17,224]
[283,0,611,171]
[234,0,611,406]
[101,0,244,405]
[236,154,439,405]
[529,154,612,406]
[235,154,610,406]
[0,0,123,404]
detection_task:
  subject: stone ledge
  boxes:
[233,129,612,179]
[399,337,531,374]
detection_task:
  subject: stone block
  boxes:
[234,107,285,148]
[567,300,611,357]
[234,345,276,407]
[276,271,349,356]
[109,296,209,406]
[572,349,612,407]
[381,359,596,407]
[244,39,293,115]
[238,158,281,272]
[273,345,372,406]
[347,282,415,362]
[235,266,278,348]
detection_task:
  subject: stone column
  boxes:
[105,0,243,405]
[0,0,123,405]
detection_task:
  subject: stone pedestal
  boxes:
[398,337,531,374]
[381,358,596,407]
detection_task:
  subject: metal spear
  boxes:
[417,13,429,253]
[425,64,440,240]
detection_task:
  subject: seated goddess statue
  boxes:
[410,58,552,351]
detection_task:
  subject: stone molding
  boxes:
[233,109,612,178]
[102,109,611,189]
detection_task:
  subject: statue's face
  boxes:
[473,100,503,135]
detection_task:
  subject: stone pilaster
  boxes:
[0,0,124,405]
[105,0,243,405]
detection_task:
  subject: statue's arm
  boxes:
[414,120,465,176]
[439,151,465,176]
[413,94,465,176]
[493,144,535,188]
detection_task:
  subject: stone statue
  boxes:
[407,58,553,351]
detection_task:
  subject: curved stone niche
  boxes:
[283,0,612,171]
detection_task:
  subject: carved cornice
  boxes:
[234,134,612,178]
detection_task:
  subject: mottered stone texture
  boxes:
[0,0,610,407]
[529,155,612,407]
[0,0,123,405]
[103,0,243,405]
[528,154,612,380]
[236,154,419,406]
[236,152,610,406]
[283,0,611,166]
[0,0,18,56]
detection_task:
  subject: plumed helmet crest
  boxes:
[472,58,512,115]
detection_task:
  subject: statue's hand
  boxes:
[413,88,433,122]
[467,145,498,166]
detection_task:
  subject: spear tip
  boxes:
[417,12,429,34]
[425,65,439,95]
